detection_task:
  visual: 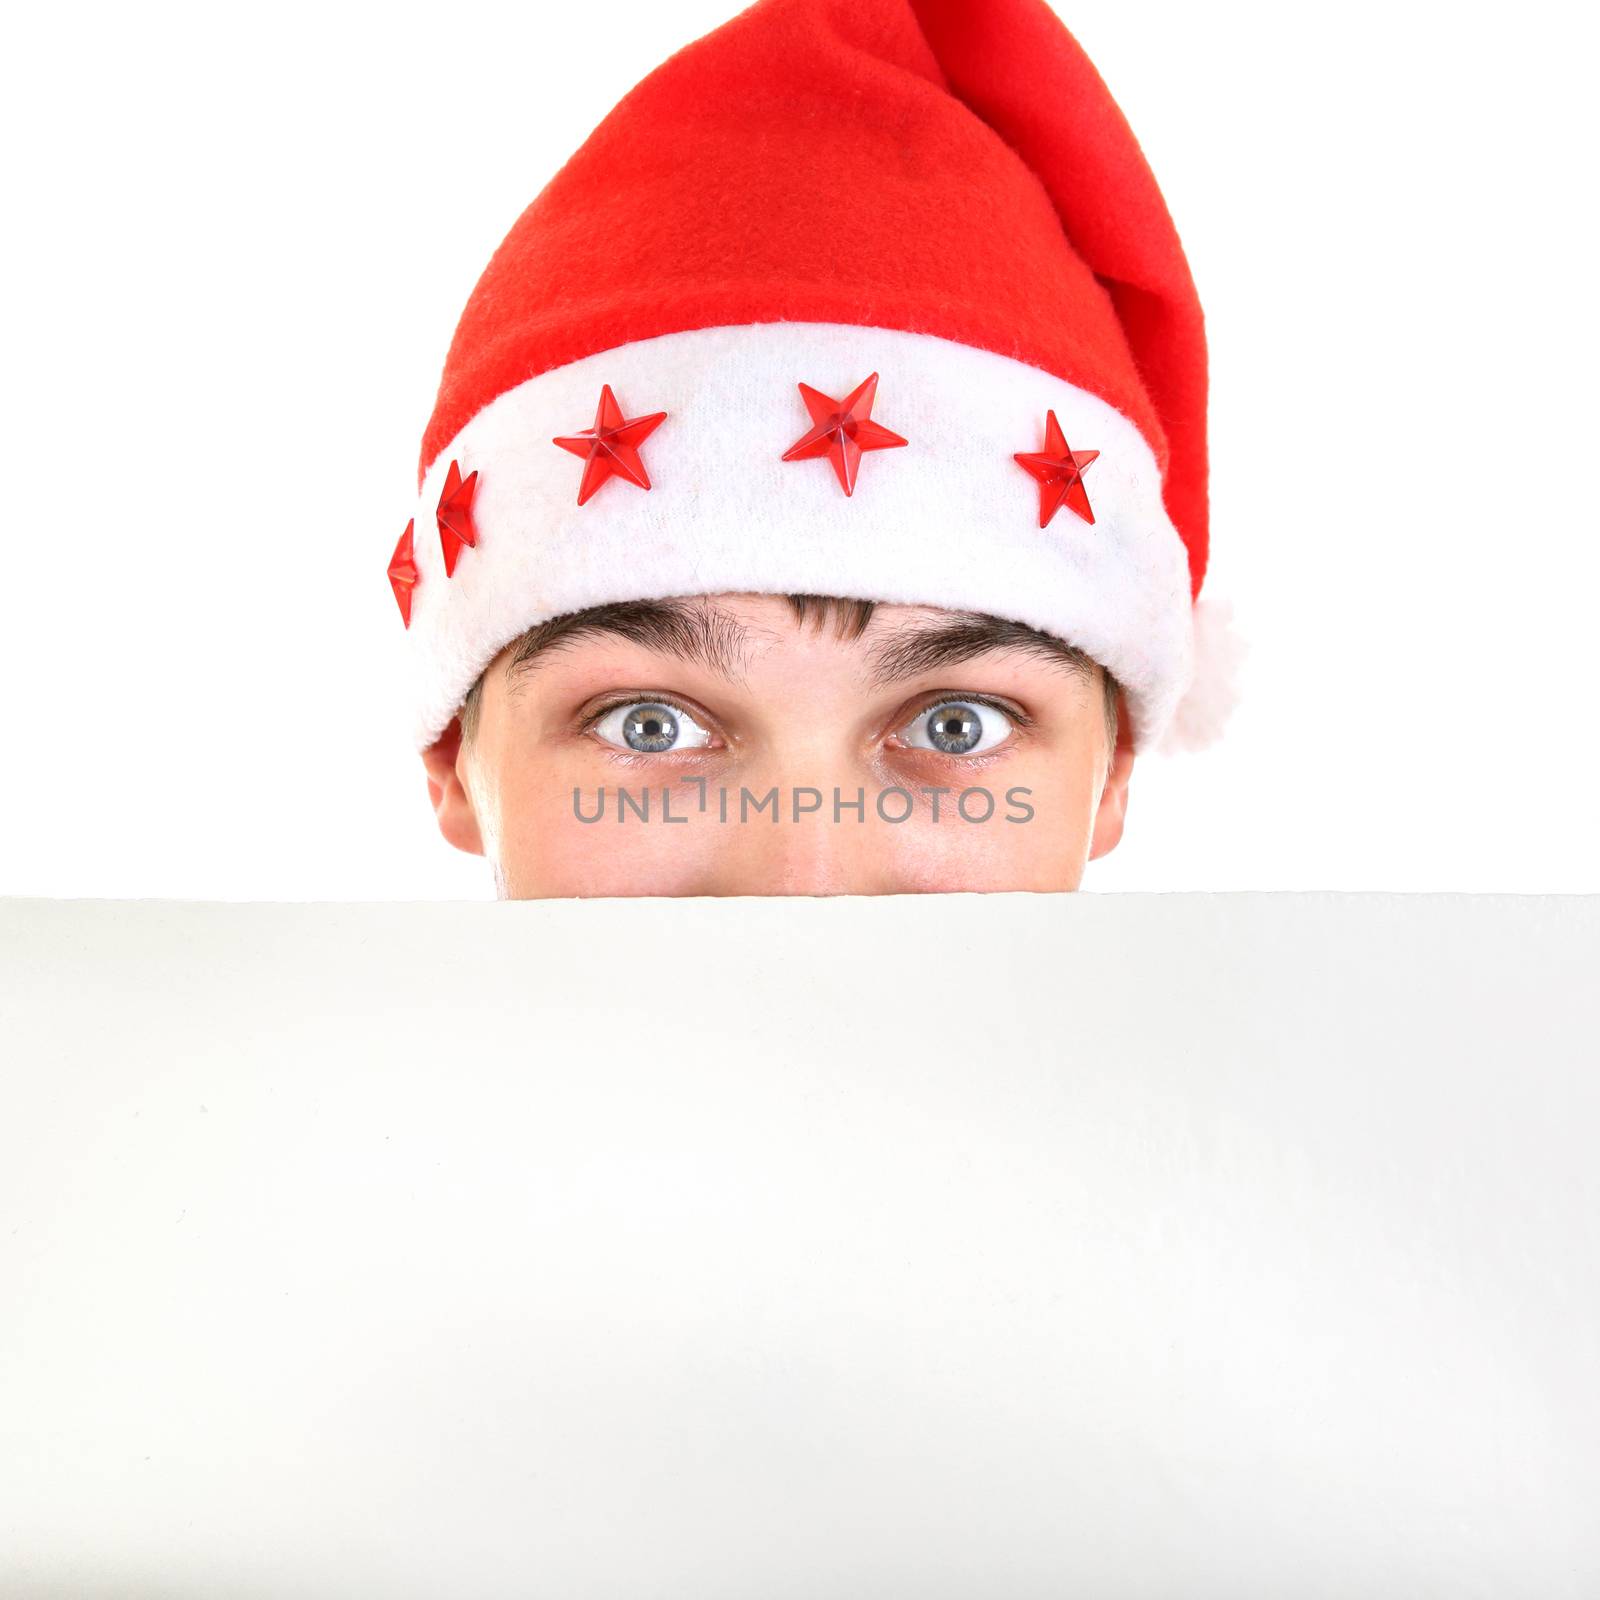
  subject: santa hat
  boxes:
[389,0,1243,754]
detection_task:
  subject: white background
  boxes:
[0,0,1595,897]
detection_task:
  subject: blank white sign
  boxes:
[2,894,1597,1596]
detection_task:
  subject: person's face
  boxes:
[423,594,1134,897]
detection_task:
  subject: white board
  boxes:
[2,894,1597,1596]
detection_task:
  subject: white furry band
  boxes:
[401,322,1199,752]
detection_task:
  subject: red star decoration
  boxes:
[388,518,419,627]
[781,372,907,495]
[436,459,479,576]
[1014,410,1100,527]
[553,385,668,506]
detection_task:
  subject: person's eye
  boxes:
[591,699,714,753]
[897,699,1014,756]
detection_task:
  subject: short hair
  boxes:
[457,594,1120,749]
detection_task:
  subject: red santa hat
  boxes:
[389,0,1243,754]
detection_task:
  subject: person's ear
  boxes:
[419,717,485,857]
[1087,687,1135,862]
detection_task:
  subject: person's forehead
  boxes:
[495,593,1098,698]
[492,594,890,697]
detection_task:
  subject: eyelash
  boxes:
[578,693,719,745]
[575,690,1033,755]
[905,691,1033,730]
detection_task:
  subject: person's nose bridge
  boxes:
[702,771,898,896]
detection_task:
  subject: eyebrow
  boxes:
[503,598,751,692]
[865,613,1100,688]
[500,596,1098,693]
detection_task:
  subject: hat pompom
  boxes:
[1158,591,1247,755]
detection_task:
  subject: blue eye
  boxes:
[899,700,1013,756]
[593,700,713,753]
